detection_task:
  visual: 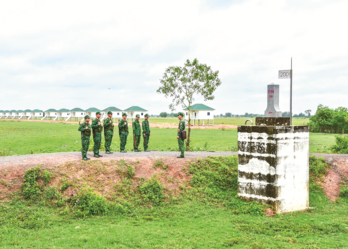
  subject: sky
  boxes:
[0,0,347,115]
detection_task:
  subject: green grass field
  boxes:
[0,156,347,248]
[0,120,340,155]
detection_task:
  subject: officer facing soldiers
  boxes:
[103,111,114,154]
[78,115,92,161]
[91,111,103,158]
[177,112,186,158]
[132,114,141,152]
[119,113,129,153]
[142,114,151,152]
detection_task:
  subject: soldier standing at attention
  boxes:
[78,115,91,161]
[132,114,141,152]
[142,114,151,152]
[91,111,103,158]
[119,113,129,153]
[177,112,186,158]
[103,111,114,154]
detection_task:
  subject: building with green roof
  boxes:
[123,106,148,119]
[102,106,122,119]
[183,103,215,126]
[23,109,32,119]
[56,108,71,121]
[70,108,86,121]
[42,109,58,120]
[0,110,4,118]
[86,107,101,119]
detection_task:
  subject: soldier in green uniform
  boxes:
[119,113,129,153]
[132,114,141,152]
[177,112,186,158]
[103,111,114,154]
[91,111,103,158]
[78,115,92,161]
[142,114,151,152]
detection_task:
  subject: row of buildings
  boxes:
[0,106,148,121]
[0,103,216,124]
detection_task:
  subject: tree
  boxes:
[157,59,221,148]
[305,109,312,117]
[159,112,168,118]
[225,112,232,117]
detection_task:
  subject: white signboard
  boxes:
[278,70,291,79]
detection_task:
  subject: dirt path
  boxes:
[0,151,237,170]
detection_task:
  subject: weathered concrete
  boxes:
[238,125,309,213]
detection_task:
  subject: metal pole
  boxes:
[290,57,293,126]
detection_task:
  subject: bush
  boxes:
[330,135,348,154]
[140,177,164,205]
[153,158,168,170]
[340,183,348,198]
[309,156,330,181]
[70,189,109,216]
[21,166,42,199]
[42,170,52,185]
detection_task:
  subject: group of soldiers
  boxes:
[78,111,186,160]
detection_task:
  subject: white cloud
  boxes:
[0,0,347,115]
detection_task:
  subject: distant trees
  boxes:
[305,110,312,117]
[159,112,168,117]
[308,105,348,133]
[225,112,232,117]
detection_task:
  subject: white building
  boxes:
[23,109,32,119]
[4,110,10,119]
[0,110,4,118]
[42,109,58,120]
[184,103,215,125]
[85,107,101,119]
[10,110,17,119]
[123,106,148,120]
[70,108,86,121]
[102,106,122,121]
[31,109,44,119]
[17,110,25,119]
[57,108,71,121]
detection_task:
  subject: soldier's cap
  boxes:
[96,111,101,115]
[122,113,127,117]
[85,115,90,119]
[136,114,140,118]
[107,111,113,115]
[145,114,149,117]
[178,112,184,117]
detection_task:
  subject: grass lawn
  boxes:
[0,120,341,155]
[148,117,310,126]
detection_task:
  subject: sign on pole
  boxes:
[278,70,291,79]
[278,58,293,125]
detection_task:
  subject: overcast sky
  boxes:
[1,0,347,115]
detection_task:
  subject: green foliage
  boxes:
[309,105,348,133]
[21,166,42,199]
[126,165,135,179]
[70,189,109,216]
[153,158,168,170]
[330,135,348,154]
[139,177,165,206]
[309,156,330,182]
[42,170,52,185]
[60,182,70,192]
[340,182,348,198]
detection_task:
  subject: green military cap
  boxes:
[96,111,101,115]
[122,113,127,117]
[145,114,149,117]
[136,114,140,118]
[178,112,184,117]
[107,111,112,115]
[85,115,90,119]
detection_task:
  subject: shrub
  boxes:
[140,177,164,205]
[21,166,42,199]
[42,170,52,185]
[70,189,108,216]
[60,182,70,192]
[330,135,348,154]
[340,183,348,198]
[153,158,168,170]
[309,156,330,181]
[127,165,135,179]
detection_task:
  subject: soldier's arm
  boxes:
[103,119,110,127]
[79,123,86,131]
[91,120,98,129]
[118,121,124,128]
[142,121,145,134]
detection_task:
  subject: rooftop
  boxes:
[70,108,85,112]
[103,106,122,112]
[123,106,147,112]
[85,107,101,112]
[184,103,215,111]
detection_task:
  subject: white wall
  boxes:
[103,111,122,118]
[58,112,71,118]
[71,111,85,117]
[184,110,214,121]
[45,112,58,117]
[34,112,43,117]
[126,111,148,119]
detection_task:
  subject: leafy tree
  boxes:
[305,109,312,117]
[157,59,221,148]
[159,112,168,118]
[225,112,232,118]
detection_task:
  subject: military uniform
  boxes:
[119,113,129,152]
[78,116,92,160]
[103,112,114,154]
[132,115,141,152]
[177,112,186,158]
[142,114,150,151]
[92,112,103,157]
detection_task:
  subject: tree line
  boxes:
[309,105,348,133]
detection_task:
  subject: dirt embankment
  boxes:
[1,119,237,129]
[318,154,348,201]
[0,156,196,201]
